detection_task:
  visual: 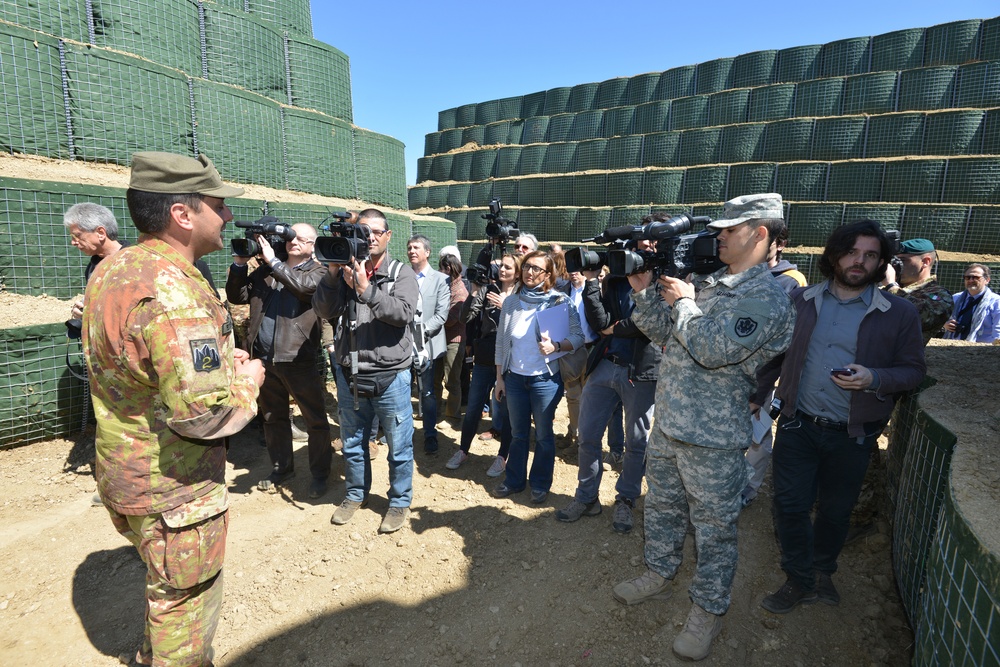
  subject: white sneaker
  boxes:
[445,450,468,470]
[672,603,722,661]
[486,455,506,477]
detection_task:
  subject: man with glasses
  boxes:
[226,222,332,498]
[313,209,419,534]
[514,232,538,256]
[944,264,1000,343]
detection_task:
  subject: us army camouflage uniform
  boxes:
[631,263,795,615]
[886,275,952,345]
[83,237,259,667]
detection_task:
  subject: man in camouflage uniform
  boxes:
[83,152,265,667]
[612,194,795,661]
[882,238,952,345]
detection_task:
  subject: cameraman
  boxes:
[555,230,660,535]
[225,223,331,498]
[612,194,795,661]
[312,209,419,534]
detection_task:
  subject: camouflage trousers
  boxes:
[644,429,749,615]
[108,508,227,667]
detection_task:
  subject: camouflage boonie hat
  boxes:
[707,193,784,229]
[129,152,244,198]
[899,238,935,254]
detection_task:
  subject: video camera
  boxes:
[231,215,296,260]
[315,211,371,265]
[571,213,725,279]
[885,229,903,277]
[466,198,517,285]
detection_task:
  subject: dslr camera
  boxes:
[315,211,371,265]
[231,215,297,260]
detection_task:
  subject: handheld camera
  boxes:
[315,211,371,265]
[231,215,296,260]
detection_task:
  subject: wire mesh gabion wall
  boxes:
[413,15,1000,296]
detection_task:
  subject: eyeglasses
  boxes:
[515,244,531,251]
[522,264,549,275]
[964,274,984,281]
[369,228,390,237]
[294,238,315,245]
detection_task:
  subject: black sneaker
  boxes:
[816,572,840,605]
[308,477,328,499]
[760,577,818,614]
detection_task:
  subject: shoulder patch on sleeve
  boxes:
[190,339,222,372]
[725,298,777,349]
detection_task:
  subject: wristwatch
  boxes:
[555,341,562,352]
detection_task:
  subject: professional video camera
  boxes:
[315,211,371,265]
[466,198,518,285]
[231,215,297,260]
[575,213,725,279]
[885,228,903,277]
[564,241,625,273]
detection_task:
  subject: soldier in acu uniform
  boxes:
[611,193,796,661]
[83,152,265,667]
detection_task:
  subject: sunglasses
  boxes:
[515,244,531,251]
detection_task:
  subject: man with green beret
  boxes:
[881,238,952,345]
[83,151,265,666]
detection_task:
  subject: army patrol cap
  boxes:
[129,152,244,198]
[707,193,784,230]
[899,238,935,254]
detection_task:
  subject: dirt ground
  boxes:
[4,296,997,667]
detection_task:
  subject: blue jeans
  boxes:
[771,414,876,589]
[459,364,511,457]
[418,361,438,452]
[574,359,654,503]
[607,401,625,455]
[503,370,563,493]
[335,365,414,508]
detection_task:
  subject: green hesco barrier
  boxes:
[423,184,447,209]
[383,212,412,259]
[682,166,727,204]
[602,107,635,138]
[776,44,822,83]
[786,202,845,246]
[670,95,709,130]
[794,77,845,117]
[842,203,904,230]
[62,42,193,165]
[812,116,867,160]
[655,66,696,100]
[828,161,885,201]
[450,152,473,182]
[408,186,427,210]
[573,208,612,239]
[608,135,645,170]
[573,173,608,208]
[475,99,501,126]
[283,109,355,199]
[543,87,572,115]
[955,61,1000,108]
[643,169,684,205]
[521,91,547,118]
[984,110,1000,155]
[643,132,680,168]
[883,159,947,203]
[575,139,608,172]
[470,150,497,181]
[429,154,453,182]
[708,89,750,127]
[964,206,1000,254]
[546,114,575,143]
[871,28,926,72]
[0,324,88,448]
[545,176,575,207]
[517,177,544,207]
[634,100,671,134]
[521,117,549,144]
[0,25,69,158]
[446,183,470,208]
[506,120,525,145]
[423,132,442,157]
[595,77,628,109]
[731,50,777,88]
[677,128,722,166]
[983,17,1000,60]
[747,83,796,122]
[867,112,926,158]
[517,145,547,176]
[491,179,518,205]
[923,19,982,66]
[570,110,604,141]
[192,79,284,189]
[439,128,463,152]
[286,36,353,122]
[607,171,643,206]
[727,163,776,200]
[353,128,407,210]
[0,0,88,42]
[416,156,433,183]
[468,181,492,208]
[900,205,969,251]
[202,5,285,101]
[455,103,477,128]
[234,0,312,36]
[567,82,598,113]
[820,36,871,77]
[943,158,1000,204]
[720,123,766,163]
[626,72,660,106]
[898,66,958,111]
[842,72,899,114]
[541,143,576,174]
[411,218,457,255]
[91,0,201,76]
[437,107,457,131]
[762,119,815,162]
[484,121,511,146]
[924,110,986,156]
[695,57,734,95]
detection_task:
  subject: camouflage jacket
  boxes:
[886,275,952,345]
[83,237,259,518]
[631,263,795,450]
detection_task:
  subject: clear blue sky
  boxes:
[311,1,998,187]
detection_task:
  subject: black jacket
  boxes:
[582,277,661,382]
